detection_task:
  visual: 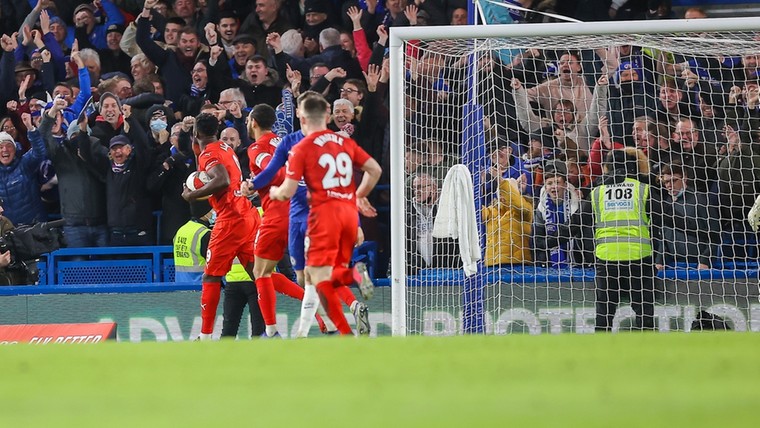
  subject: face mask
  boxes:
[150,119,168,133]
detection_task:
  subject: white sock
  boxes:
[296,285,321,338]
[199,333,212,341]
[265,325,278,336]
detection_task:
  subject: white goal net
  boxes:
[389,17,760,336]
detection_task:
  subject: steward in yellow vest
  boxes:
[590,149,656,331]
[173,200,213,284]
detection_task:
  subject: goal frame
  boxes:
[389,16,760,336]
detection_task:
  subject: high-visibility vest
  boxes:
[590,177,652,261]
[225,257,252,282]
[173,220,209,283]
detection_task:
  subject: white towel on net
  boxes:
[432,164,482,277]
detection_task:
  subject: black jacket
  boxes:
[39,114,107,227]
[78,119,154,231]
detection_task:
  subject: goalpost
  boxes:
[389,16,760,336]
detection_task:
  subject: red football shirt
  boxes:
[198,141,252,222]
[286,129,371,208]
[248,132,289,216]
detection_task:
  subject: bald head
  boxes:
[220,127,241,149]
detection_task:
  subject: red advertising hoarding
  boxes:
[0,323,117,344]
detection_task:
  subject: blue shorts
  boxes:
[288,218,308,271]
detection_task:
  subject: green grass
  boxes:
[3,333,759,427]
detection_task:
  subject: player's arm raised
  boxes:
[182,164,230,201]
[356,157,382,217]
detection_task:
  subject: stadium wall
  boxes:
[1,277,758,341]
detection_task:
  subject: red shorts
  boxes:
[205,212,258,277]
[254,213,289,260]
[305,203,358,268]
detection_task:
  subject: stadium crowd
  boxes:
[0,0,757,287]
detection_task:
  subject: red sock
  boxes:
[272,272,305,300]
[200,282,221,334]
[332,266,353,287]
[316,280,352,335]
[255,276,277,325]
[336,285,357,307]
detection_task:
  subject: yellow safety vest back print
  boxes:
[591,177,652,261]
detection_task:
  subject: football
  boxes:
[185,171,211,200]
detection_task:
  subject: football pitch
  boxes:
[3,333,758,427]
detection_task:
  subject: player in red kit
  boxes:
[270,93,381,335]
[242,104,333,337]
[182,113,260,341]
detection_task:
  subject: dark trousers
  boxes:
[221,281,265,338]
[595,256,656,331]
[63,225,108,248]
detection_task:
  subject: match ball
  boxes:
[186,171,211,199]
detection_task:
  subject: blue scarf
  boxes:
[545,195,569,267]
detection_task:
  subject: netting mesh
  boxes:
[397,27,760,335]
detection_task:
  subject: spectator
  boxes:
[670,116,718,192]
[38,98,108,247]
[175,59,213,117]
[482,176,533,267]
[78,117,154,246]
[280,29,305,59]
[650,78,695,129]
[631,115,670,170]
[533,160,593,267]
[525,51,594,124]
[301,0,334,51]
[450,7,467,25]
[269,28,364,83]
[130,53,157,82]
[0,113,47,226]
[228,34,258,80]
[99,24,130,76]
[148,118,193,245]
[239,0,295,59]
[405,172,438,274]
[136,2,209,105]
[715,123,760,260]
[216,11,241,57]
[66,1,126,51]
[78,48,102,82]
[512,74,608,152]
[654,164,719,270]
[208,51,282,109]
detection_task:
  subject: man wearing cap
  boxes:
[99,24,131,76]
[228,34,257,80]
[78,124,154,246]
[0,113,48,226]
[39,96,108,248]
[66,1,126,51]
